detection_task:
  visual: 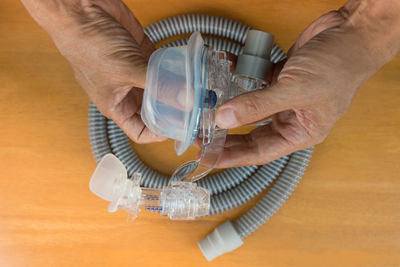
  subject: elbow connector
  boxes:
[235,29,274,82]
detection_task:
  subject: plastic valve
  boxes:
[89,154,210,221]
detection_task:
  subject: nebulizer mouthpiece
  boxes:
[90,30,274,221]
[90,154,210,220]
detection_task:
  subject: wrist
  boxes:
[21,0,83,36]
[342,0,400,62]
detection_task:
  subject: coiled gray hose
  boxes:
[88,14,313,240]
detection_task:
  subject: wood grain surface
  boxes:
[1,1,399,266]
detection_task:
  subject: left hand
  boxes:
[21,0,167,143]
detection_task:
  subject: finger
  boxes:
[94,0,151,46]
[114,1,155,59]
[243,117,272,127]
[223,114,272,128]
[224,134,249,148]
[271,59,286,85]
[288,10,347,57]
[214,123,307,168]
[156,69,192,110]
[108,86,167,143]
[215,82,292,129]
[120,113,167,144]
[137,126,169,143]
[86,1,150,89]
[193,137,202,148]
[225,52,237,73]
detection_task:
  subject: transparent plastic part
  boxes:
[141,32,205,156]
[88,32,272,221]
[90,154,210,221]
[142,32,269,183]
[170,48,232,182]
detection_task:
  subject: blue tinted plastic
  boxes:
[142,33,206,155]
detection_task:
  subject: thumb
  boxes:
[215,83,290,129]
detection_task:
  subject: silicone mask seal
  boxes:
[175,32,206,155]
[141,32,206,156]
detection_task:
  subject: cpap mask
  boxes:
[90,30,274,221]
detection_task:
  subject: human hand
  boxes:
[214,1,400,168]
[21,0,166,143]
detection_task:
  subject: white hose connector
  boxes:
[198,221,243,261]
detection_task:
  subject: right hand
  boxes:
[21,0,167,143]
[214,1,400,168]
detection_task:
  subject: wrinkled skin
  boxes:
[22,0,400,167]
[214,1,400,167]
[22,0,166,143]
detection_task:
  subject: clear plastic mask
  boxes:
[142,32,233,182]
[90,30,273,221]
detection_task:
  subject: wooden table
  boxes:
[1,1,399,266]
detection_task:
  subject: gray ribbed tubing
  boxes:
[88,14,312,239]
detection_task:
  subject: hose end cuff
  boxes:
[198,220,243,261]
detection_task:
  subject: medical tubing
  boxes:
[88,14,312,240]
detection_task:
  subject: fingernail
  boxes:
[216,108,237,128]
